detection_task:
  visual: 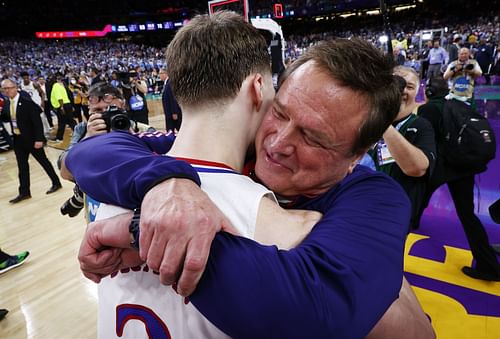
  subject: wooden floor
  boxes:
[0,112,166,339]
[0,144,98,339]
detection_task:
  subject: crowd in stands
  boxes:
[1,7,499,104]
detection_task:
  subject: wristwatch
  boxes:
[129,208,141,250]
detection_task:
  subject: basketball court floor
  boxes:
[0,88,499,338]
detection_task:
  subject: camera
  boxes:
[101,105,131,131]
[117,71,139,86]
[464,63,474,71]
[60,184,84,217]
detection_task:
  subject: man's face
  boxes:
[394,70,418,119]
[22,75,30,85]
[254,61,367,197]
[458,49,470,62]
[159,70,168,81]
[88,93,125,114]
[433,41,440,49]
[0,81,18,99]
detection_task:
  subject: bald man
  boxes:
[443,47,482,102]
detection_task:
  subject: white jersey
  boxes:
[20,81,42,106]
[96,159,276,339]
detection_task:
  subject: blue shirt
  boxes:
[428,47,449,65]
[67,131,410,338]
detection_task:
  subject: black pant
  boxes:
[82,105,90,121]
[420,175,500,274]
[13,136,61,195]
[73,104,83,123]
[43,101,53,127]
[56,104,76,140]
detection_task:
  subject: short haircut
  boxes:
[166,11,270,107]
[426,76,449,98]
[394,66,420,88]
[1,78,17,88]
[89,83,123,99]
[279,38,401,156]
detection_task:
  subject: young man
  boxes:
[78,12,321,339]
[68,33,434,337]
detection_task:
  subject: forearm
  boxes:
[66,131,200,208]
[367,278,435,339]
[383,126,429,177]
[191,174,410,338]
[443,69,453,80]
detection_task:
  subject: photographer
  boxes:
[118,71,149,124]
[58,83,153,220]
[443,47,482,103]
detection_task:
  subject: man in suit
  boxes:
[0,79,62,203]
[159,68,182,132]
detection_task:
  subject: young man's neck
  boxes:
[168,104,254,173]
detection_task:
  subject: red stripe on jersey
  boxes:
[175,157,236,171]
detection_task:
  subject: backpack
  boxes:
[440,99,496,173]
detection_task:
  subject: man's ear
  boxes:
[251,73,264,112]
[347,153,363,174]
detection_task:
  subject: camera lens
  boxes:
[111,115,131,131]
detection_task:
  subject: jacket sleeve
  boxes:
[28,99,44,142]
[66,131,200,209]
[190,173,410,339]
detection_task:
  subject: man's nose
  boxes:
[270,124,295,156]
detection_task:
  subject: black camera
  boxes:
[117,71,138,86]
[101,105,131,131]
[60,184,84,217]
[465,63,474,71]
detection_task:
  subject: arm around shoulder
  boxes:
[190,169,410,338]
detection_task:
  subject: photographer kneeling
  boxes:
[58,83,154,220]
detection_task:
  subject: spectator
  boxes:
[0,79,62,203]
[427,40,449,79]
[369,67,436,230]
[443,47,482,103]
[417,76,500,281]
[50,73,76,142]
[159,67,182,133]
[448,34,462,65]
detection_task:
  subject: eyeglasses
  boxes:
[88,93,122,105]
[0,86,15,91]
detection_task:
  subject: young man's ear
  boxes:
[251,73,264,112]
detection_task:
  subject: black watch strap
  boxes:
[129,208,141,250]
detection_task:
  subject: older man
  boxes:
[159,67,182,132]
[443,47,482,102]
[68,38,433,338]
[369,66,436,230]
[0,79,62,203]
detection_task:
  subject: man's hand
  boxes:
[34,141,44,149]
[85,113,107,138]
[140,178,238,296]
[78,212,143,283]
